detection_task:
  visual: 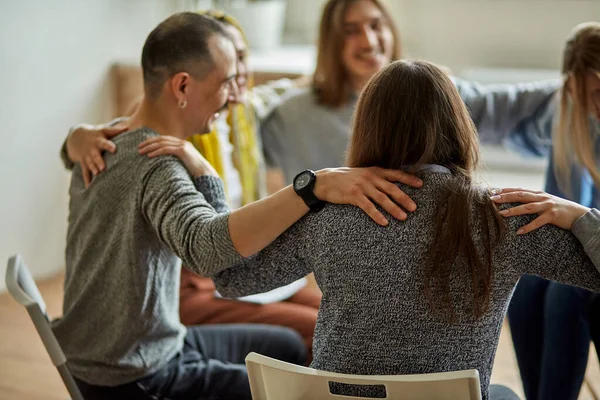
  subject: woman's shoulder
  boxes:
[261,88,326,129]
[276,88,320,112]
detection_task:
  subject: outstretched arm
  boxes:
[454,77,560,149]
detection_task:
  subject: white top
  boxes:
[215,113,243,209]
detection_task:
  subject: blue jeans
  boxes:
[75,324,307,400]
[508,275,600,400]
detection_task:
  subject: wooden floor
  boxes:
[1,273,599,400]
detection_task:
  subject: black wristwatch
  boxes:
[293,170,325,211]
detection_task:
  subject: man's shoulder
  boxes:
[112,127,158,147]
[106,128,188,177]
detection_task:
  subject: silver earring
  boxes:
[178,100,187,109]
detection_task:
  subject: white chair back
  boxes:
[245,352,482,400]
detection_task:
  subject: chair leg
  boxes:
[57,364,84,400]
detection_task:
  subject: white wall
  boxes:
[390,0,600,72]
[282,0,599,71]
[284,0,327,43]
[0,0,184,291]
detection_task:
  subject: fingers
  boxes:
[85,138,114,172]
[138,136,182,154]
[81,164,91,189]
[490,191,547,204]
[378,168,423,188]
[355,195,389,227]
[101,126,128,139]
[139,141,182,156]
[98,139,117,154]
[89,152,105,174]
[139,135,182,145]
[515,214,553,235]
[364,184,407,221]
[84,154,100,176]
[139,142,162,155]
[147,146,180,158]
[493,188,523,194]
[374,179,416,212]
[369,167,419,212]
[492,193,555,234]
[491,188,544,196]
[498,202,547,217]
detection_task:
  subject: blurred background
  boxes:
[0,0,598,290]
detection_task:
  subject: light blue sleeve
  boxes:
[504,96,557,158]
[453,77,560,149]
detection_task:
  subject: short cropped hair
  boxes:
[141,12,231,98]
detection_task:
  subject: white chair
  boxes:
[245,352,482,400]
[5,255,84,400]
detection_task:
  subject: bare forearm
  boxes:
[228,185,308,257]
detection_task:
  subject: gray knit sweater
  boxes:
[56,126,600,396]
[53,127,240,386]
[213,171,600,399]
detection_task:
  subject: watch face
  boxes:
[294,172,311,190]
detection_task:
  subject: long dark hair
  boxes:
[346,60,506,321]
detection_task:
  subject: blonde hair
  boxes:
[313,0,401,108]
[554,22,600,193]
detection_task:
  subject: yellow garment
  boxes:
[189,9,264,206]
[188,101,263,206]
[188,132,227,195]
[229,103,264,205]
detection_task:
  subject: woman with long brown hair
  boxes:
[503,22,600,400]
[210,60,600,400]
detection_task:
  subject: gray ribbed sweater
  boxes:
[53,127,239,386]
[213,171,600,400]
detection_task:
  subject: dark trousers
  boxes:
[75,324,307,400]
[508,275,600,400]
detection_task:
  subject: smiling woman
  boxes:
[315,0,400,107]
[260,0,403,185]
[340,0,395,94]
